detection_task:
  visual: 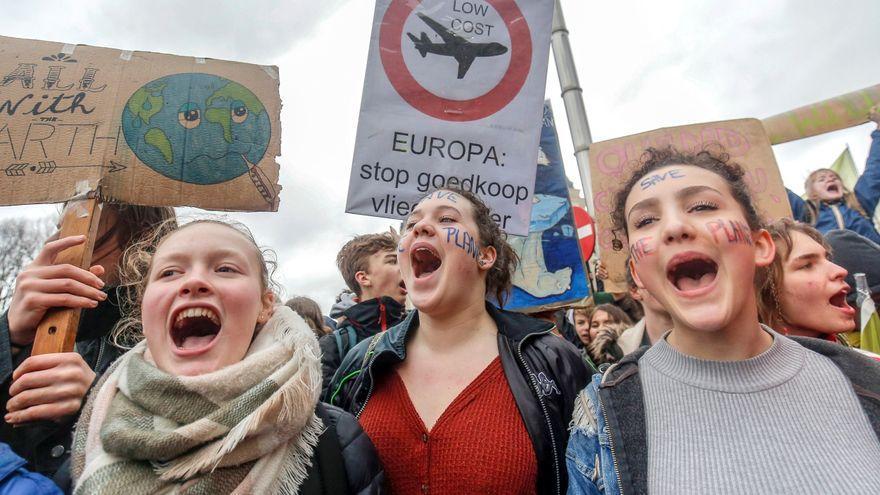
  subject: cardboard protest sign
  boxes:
[507,103,590,312]
[0,35,281,211]
[589,119,792,293]
[346,0,554,235]
[762,84,880,145]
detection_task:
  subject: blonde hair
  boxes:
[803,169,869,222]
[112,218,278,349]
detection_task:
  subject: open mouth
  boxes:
[829,289,853,312]
[171,307,221,350]
[412,246,442,279]
[399,280,408,294]
[827,184,840,193]
[667,253,718,292]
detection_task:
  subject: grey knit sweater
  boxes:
[640,330,880,494]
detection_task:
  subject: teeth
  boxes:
[175,307,220,325]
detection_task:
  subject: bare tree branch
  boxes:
[0,216,56,312]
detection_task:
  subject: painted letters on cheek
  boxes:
[705,219,753,246]
[639,169,685,190]
[443,226,479,260]
[630,237,655,264]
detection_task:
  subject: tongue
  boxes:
[178,334,215,350]
[677,273,714,291]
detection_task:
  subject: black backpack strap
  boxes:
[346,326,357,354]
[334,325,358,363]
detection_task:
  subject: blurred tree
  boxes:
[0,216,55,312]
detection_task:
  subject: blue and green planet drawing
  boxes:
[122,73,271,185]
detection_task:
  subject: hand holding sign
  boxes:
[7,234,106,347]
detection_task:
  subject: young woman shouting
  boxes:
[567,147,880,494]
[330,189,589,495]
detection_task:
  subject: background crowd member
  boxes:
[592,260,645,323]
[330,188,589,495]
[756,218,856,341]
[285,296,332,339]
[568,146,880,494]
[329,288,356,325]
[71,220,384,494]
[787,105,880,243]
[0,203,174,484]
[571,307,598,372]
[586,304,632,366]
[319,232,407,398]
[617,256,673,355]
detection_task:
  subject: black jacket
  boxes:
[319,297,405,400]
[302,403,386,495]
[0,288,124,483]
[594,336,880,494]
[328,303,590,495]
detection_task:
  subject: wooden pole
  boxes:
[31,197,102,355]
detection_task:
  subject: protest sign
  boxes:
[762,84,880,145]
[346,0,554,235]
[0,35,281,211]
[507,103,589,312]
[589,119,792,292]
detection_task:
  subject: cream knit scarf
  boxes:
[71,306,324,494]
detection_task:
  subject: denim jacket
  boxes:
[566,337,880,495]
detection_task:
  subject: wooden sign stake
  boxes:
[31,196,102,355]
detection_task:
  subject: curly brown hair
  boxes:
[411,187,519,307]
[755,218,831,331]
[611,146,763,238]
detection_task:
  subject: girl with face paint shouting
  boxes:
[566,147,880,495]
[328,188,589,495]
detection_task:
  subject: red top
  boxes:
[359,356,537,495]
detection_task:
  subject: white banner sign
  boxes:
[346,0,555,235]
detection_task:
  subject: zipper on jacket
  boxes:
[597,381,625,494]
[355,352,380,419]
[516,325,561,495]
[94,336,108,371]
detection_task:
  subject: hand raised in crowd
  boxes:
[7,234,107,347]
[5,353,96,424]
[870,104,880,126]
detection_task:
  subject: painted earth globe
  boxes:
[121,73,270,185]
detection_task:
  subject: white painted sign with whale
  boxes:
[346,0,554,235]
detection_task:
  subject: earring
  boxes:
[478,259,486,266]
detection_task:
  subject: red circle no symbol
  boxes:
[379,0,532,122]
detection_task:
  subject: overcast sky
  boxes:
[0,0,877,311]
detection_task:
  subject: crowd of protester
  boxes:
[0,111,878,493]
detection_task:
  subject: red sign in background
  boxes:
[572,205,595,261]
[379,0,532,122]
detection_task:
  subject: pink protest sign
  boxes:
[588,118,792,292]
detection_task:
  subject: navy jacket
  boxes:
[788,129,880,243]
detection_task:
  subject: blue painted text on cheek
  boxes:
[630,237,655,264]
[706,219,753,246]
[443,227,479,260]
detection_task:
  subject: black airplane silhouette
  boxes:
[407,13,508,79]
